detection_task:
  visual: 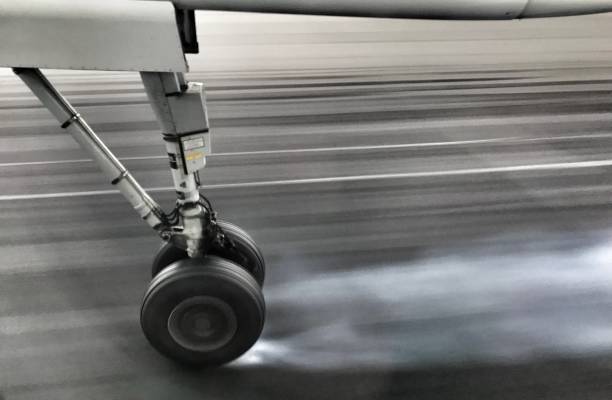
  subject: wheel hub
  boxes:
[168,296,237,352]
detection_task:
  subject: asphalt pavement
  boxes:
[2,11,612,400]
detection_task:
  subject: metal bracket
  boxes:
[175,8,199,54]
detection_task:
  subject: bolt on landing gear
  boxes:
[15,68,266,367]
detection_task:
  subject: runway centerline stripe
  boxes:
[1,159,611,201]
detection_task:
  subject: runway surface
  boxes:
[3,11,612,399]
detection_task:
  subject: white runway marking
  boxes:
[0,156,164,168]
[2,133,612,168]
[0,138,513,168]
[1,158,611,201]
[0,158,93,167]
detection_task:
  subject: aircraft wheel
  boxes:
[151,220,265,286]
[141,256,265,367]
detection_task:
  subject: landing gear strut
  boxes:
[14,68,265,366]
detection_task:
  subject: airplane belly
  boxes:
[164,0,530,20]
[520,0,612,18]
[160,0,612,19]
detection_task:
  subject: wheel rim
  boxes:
[167,296,238,352]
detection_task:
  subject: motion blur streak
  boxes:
[2,10,612,400]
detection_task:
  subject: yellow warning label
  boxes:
[185,151,203,161]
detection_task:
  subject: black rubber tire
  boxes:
[151,220,265,286]
[141,256,265,367]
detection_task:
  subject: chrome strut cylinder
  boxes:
[140,72,212,257]
[14,68,166,232]
[140,72,210,205]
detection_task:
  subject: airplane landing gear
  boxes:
[141,256,265,366]
[14,68,267,367]
[147,217,266,365]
